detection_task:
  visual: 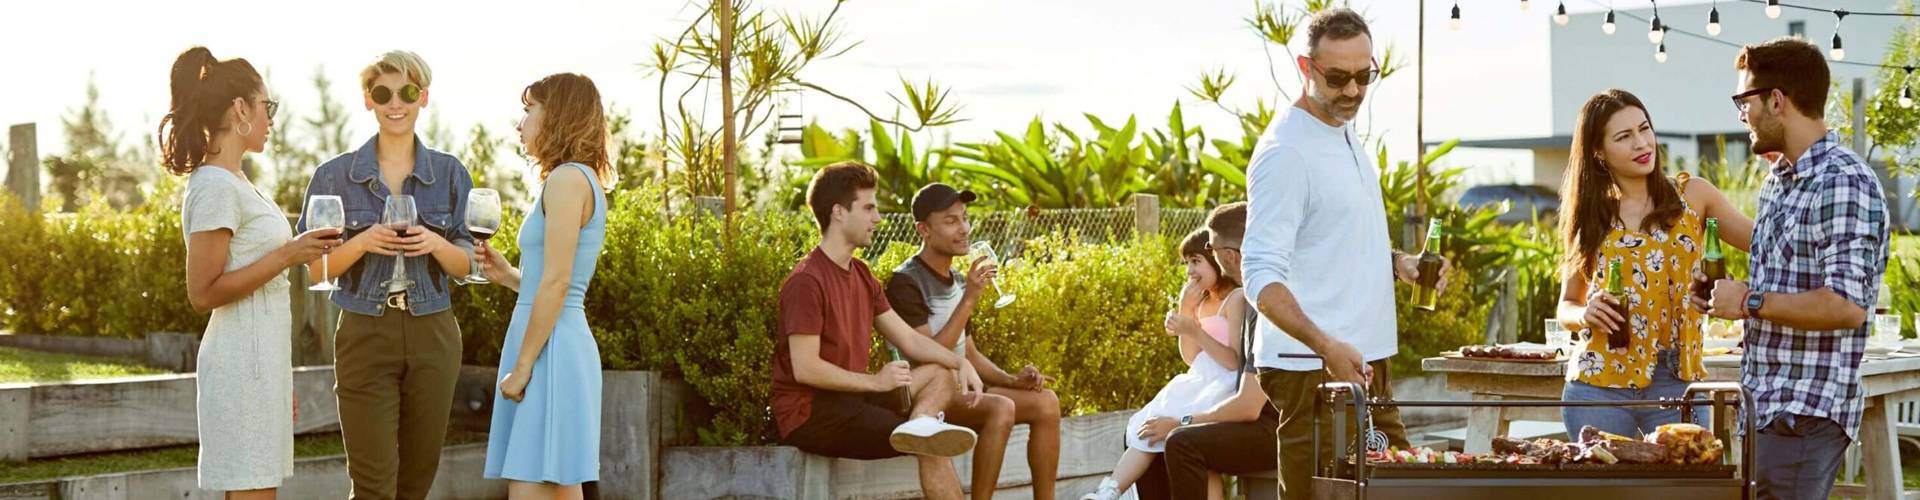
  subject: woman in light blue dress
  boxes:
[475,72,614,499]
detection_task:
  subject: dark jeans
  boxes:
[1166,405,1282,499]
[1753,414,1850,500]
[1260,360,1410,500]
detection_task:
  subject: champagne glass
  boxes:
[463,189,502,284]
[306,195,344,292]
[382,195,417,290]
[969,240,1015,308]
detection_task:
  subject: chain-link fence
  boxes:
[868,205,1211,259]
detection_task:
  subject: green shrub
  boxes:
[0,179,203,338]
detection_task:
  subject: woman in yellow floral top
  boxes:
[1554,90,1755,439]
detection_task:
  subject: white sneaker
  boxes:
[1079,476,1120,500]
[889,415,977,457]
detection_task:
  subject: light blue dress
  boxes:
[483,163,606,485]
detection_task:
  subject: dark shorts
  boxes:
[780,390,908,460]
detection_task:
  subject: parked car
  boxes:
[1458,184,1560,225]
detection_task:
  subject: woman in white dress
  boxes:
[1083,229,1246,500]
[159,46,337,499]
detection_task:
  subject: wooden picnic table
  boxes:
[1422,353,1920,500]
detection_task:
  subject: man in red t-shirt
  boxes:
[773,161,985,499]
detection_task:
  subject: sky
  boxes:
[0,0,1753,187]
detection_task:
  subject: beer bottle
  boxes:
[1698,218,1725,301]
[1415,219,1446,311]
[1605,258,1631,350]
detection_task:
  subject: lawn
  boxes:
[0,430,489,484]
[0,346,166,384]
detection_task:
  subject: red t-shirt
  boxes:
[772,247,892,439]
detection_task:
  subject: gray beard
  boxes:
[1308,92,1362,123]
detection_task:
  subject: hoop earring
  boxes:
[237,120,254,138]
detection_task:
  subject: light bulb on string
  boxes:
[1707,5,1722,36]
[1521,0,1532,12]
[1656,42,1669,63]
[1555,2,1570,26]
[1766,0,1781,19]
[1903,67,1916,108]
[1451,3,1463,31]
[1649,13,1665,44]
[1603,9,1617,35]
[1831,11,1848,61]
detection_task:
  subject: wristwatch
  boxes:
[1745,290,1765,319]
[1180,414,1193,426]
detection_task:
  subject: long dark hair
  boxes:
[1180,228,1239,300]
[1560,89,1685,277]
[157,46,262,175]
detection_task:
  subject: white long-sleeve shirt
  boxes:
[1241,104,1398,371]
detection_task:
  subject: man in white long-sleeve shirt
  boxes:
[1240,10,1449,500]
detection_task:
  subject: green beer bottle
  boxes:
[1415,219,1445,311]
[1697,218,1725,301]
[1605,258,1630,350]
[886,345,913,416]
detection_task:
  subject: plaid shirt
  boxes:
[1742,130,1889,439]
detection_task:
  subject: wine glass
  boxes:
[306,195,344,292]
[969,240,1015,308]
[382,195,417,290]
[464,189,502,284]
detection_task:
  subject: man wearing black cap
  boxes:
[886,183,1065,500]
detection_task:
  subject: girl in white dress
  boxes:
[1083,229,1246,500]
[160,46,337,499]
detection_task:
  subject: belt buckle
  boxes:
[386,293,408,311]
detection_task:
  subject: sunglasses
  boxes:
[255,98,279,120]
[1730,87,1777,114]
[1309,58,1381,88]
[370,83,423,105]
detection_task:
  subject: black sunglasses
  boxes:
[246,97,279,120]
[370,83,422,105]
[1309,58,1381,88]
[1730,87,1777,114]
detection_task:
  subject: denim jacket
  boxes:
[297,135,474,317]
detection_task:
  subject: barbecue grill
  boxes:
[1309,381,1756,500]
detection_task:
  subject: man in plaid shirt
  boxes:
[1694,37,1890,500]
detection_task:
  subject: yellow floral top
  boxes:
[1569,173,1709,389]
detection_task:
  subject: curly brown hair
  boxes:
[524,73,613,191]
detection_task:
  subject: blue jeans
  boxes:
[1562,350,1700,438]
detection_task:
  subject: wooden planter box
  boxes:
[661,410,1134,500]
[0,443,499,500]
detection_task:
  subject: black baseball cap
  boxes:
[911,183,977,222]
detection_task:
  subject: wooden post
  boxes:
[717,0,738,230]
[0,386,29,462]
[1133,194,1160,236]
[1415,0,1428,219]
[7,123,39,211]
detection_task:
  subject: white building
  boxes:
[1441,0,1904,190]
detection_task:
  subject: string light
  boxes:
[1896,66,1912,107]
[1707,2,1722,36]
[1603,9,1617,34]
[1649,11,1665,44]
[1655,41,1669,63]
[1765,0,1782,19]
[1555,1,1571,25]
[1521,0,1532,12]
[1451,2,1463,31]
[1830,10,1847,61]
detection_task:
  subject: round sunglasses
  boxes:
[369,83,422,105]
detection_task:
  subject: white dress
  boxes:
[183,166,295,491]
[1126,315,1241,453]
